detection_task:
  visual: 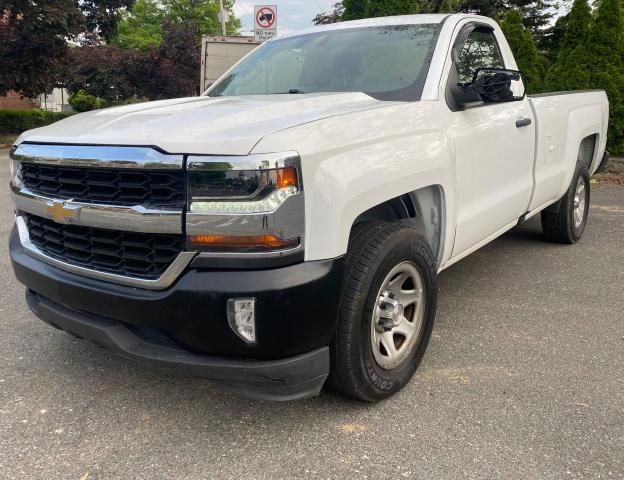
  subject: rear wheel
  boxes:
[541,166,591,244]
[329,222,438,402]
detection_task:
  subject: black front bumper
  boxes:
[10,228,344,401]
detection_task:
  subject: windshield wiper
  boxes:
[267,89,307,95]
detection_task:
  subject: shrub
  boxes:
[68,90,105,112]
[0,109,76,134]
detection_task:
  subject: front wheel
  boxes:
[328,222,438,402]
[541,166,591,244]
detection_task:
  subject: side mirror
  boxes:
[452,68,526,108]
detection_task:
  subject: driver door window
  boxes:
[456,30,505,84]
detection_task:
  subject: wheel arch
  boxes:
[578,133,599,171]
[350,186,447,268]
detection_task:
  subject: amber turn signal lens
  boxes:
[189,234,299,251]
[276,167,298,188]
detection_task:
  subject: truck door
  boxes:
[446,24,535,258]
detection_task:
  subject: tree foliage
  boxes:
[438,0,460,13]
[1,0,241,101]
[342,0,369,20]
[114,0,240,49]
[544,0,593,91]
[66,19,201,103]
[138,21,201,99]
[79,0,136,42]
[540,13,569,64]
[500,9,543,93]
[365,0,420,17]
[65,42,144,104]
[68,90,105,112]
[313,2,346,25]
[0,0,84,97]
[113,0,165,50]
[546,0,624,151]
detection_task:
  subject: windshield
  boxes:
[208,24,441,101]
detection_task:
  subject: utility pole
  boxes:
[219,0,227,36]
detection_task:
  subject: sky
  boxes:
[233,0,336,35]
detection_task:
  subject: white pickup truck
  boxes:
[9,14,610,402]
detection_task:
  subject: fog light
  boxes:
[227,298,256,344]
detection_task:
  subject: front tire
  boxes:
[541,166,591,244]
[328,222,438,402]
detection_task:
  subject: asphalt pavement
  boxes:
[0,148,622,479]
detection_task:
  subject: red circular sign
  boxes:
[256,7,276,29]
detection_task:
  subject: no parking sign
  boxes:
[254,5,277,42]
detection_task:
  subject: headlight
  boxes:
[186,152,304,254]
[188,167,299,214]
[9,147,22,188]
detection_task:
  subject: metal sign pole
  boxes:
[219,0,227,36]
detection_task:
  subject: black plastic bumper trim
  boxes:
[10,226,344,360]
[26,290,329,402]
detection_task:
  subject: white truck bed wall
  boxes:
[528,91,609,212]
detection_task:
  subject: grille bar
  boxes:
[20,163,185,208]
[24,214,184,280]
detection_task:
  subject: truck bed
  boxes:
[527,90,609,212]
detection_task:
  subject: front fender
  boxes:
[253,102,456,263]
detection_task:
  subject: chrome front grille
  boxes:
[25,213,184,279]
[11,144,192,289]
[19,163,185,208]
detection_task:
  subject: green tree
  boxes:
[557,0,592,61]
[79,0,136,42]
[456,0,506,17]
[457,0,559,41]
[313,2,346,24]
[583,0,624,152]
[540,13,569,64]
[114,0,240,49]
[65,44,144,103]
[438,0,460,12]
[500,9,543,93]
[365,0,420,16]
[0,0,85,97]
[544,0,592,91]
[138,21,201,99]
[342,0,369,19]
[162,0,239,36]
[114,0,165,50]
[547,0,624,152]
[68,90,105,112]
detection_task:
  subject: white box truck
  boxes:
[200,36,260,92]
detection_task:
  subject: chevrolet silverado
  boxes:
[9,14,611,401]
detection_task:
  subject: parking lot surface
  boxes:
[1,149,622,479]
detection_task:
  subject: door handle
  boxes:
[516,117,532,128]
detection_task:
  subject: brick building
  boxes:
[0,91,35,109]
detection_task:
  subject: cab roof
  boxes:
[278,14,475,40]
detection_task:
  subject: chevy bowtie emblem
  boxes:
[46,200,81,224]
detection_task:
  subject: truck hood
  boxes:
[18,93,388,155]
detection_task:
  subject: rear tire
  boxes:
[328,222,438,402]
[541,166,591,244]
